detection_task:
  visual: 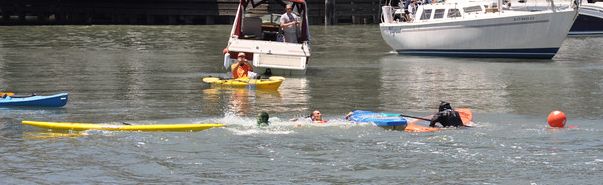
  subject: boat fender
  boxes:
[223,53,233,70]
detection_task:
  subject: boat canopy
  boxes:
[233,0,310,42]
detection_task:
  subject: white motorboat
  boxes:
[225,0,311,75]
[510,0,603,36]
[570,0,603,35]
[380,0,579,58]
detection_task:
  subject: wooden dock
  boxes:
[0,0,381,25]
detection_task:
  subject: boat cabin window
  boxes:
[420,9,432,20]
[447,8,461,18]
[434,9,445,19]
[463,6,482,13]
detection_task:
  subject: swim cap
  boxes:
[439,101,453,111]
[257,112,270,127]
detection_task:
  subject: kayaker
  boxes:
[231,52,253,79]
[279,4,299,43]
[429,101,464,127]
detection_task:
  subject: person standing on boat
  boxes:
[231,52,253,79]
[402,10,414,22]
[407,0,418,15]
[429,101,464,128]
[403,0,411,10]
[279,4,299,43]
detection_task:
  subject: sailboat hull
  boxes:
[380,9,577,58]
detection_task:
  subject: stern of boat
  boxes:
[226,38,310,75]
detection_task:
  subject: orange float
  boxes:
[547,111,566,128]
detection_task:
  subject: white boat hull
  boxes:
[380,9,578,58]
[570,2,603,35]
[226,38,310,73]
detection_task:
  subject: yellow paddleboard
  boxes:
[22,120,223,132]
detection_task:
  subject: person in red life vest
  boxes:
[231,52,253,79]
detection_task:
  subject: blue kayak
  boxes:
[347,110,407,130]
[0,93,68,107]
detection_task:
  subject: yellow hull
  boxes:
[22,120,223,132]
[1,92,14,97]
[203,77,283,90]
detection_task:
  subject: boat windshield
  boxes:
[233,1,309,43]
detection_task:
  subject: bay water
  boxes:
[0,25,601,184]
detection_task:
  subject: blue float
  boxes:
[347,110,407,129]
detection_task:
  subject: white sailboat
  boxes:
[225,0,311,76]
[380,0,579,58]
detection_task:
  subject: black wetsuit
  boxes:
[429,109,463,127]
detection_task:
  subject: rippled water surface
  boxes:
[0,25,602,184]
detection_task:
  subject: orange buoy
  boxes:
[547,111,566,128]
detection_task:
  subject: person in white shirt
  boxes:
[279,4,299,43]
[408,0,417,15]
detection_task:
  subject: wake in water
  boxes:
[213,112,377,136]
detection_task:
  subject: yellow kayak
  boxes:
[202,76,284,90]
[1,92,14,97]
[22,120,224,132]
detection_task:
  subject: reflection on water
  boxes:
[22,131,88,140]
[374,52,603,118]
[378,55,514,113]
[201,77,309,116]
